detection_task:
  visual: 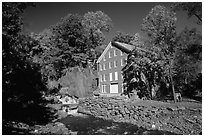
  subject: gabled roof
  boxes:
[96,41,135,63]
[96,42,112,63]
[111,41,134,53]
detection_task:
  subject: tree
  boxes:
[112,31,135,44]
[130,33,144,47]
[174,28,202,96]
[2,3,55,129]
[35,11,112,81]
[141,5,177,102]
[172,2,202,25]
[122,45,163,99]
[82,11,113,65]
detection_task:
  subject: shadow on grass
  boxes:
[2,100,58,135]
[59,114,177,135]
[2,61,58,134]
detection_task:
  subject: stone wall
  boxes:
[78,96,202,135]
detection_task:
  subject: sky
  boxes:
[23,2,202,44]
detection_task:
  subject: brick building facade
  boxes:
[96,41,134,95]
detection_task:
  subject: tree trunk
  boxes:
[169,60,176,103]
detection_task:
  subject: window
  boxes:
[120,51,123,56]
[103,74,106,81]
[102,84,107,93]
[109,51,111,58]
[109,73,112,81]
[114,60,118,68]
[121,59,123,66]
[114,50,117,56]
[121,73,123,79]
[104,84,107,93]
[100,64,102,71]
[100,75,103,82]
[103,64,106,70]
[109,62,111,69]
[115,71,118,80]
[103,56,106,61]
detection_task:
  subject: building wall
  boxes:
[97,45,128,94]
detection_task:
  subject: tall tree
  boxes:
[174,28,202,96]
[172,2,202,25]
[141,5,177,102]
[82,11,113,65]
[34,11,112,81]
[2,3,54,128]
[122,44,163,99]
[112,31,135,44]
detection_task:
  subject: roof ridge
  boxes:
[96,41,135,63]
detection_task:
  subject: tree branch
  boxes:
[194,13,202,23]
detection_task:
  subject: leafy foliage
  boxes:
[112,31,135,44]
[174,28,202,96]
[123,5,177,100]
[34,11,112,81]
[2,3,58,128]
[142,5,177,101]
[122,46,164,99]
[172,2,202,25]
[82,11,113,64]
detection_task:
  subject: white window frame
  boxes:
[101,85,103,93]
[104,85,106,93]
[114,50,117,56]
[109,62,111,69]
[121,51,123,56]
[115,71,118,80]
[103,74,106,81]
[114,60,117,68]
[109,73,112,81]
[109,51,111,58]
[100,64,102,71]
[100,75,103,82]
[103,56,106,61]
[102,84,106,93]
[121,59,123,66]
[103,64,106,70]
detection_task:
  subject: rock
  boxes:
[124,107,130,114]
[31,122,70,135]
[107,106,112,110]
[77,96,202,135]
[166,107,177,111]
[56,110,68,119]
[178,106,185,110]
[151,124,156,129]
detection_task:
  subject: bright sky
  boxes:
[23,2,201,44]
